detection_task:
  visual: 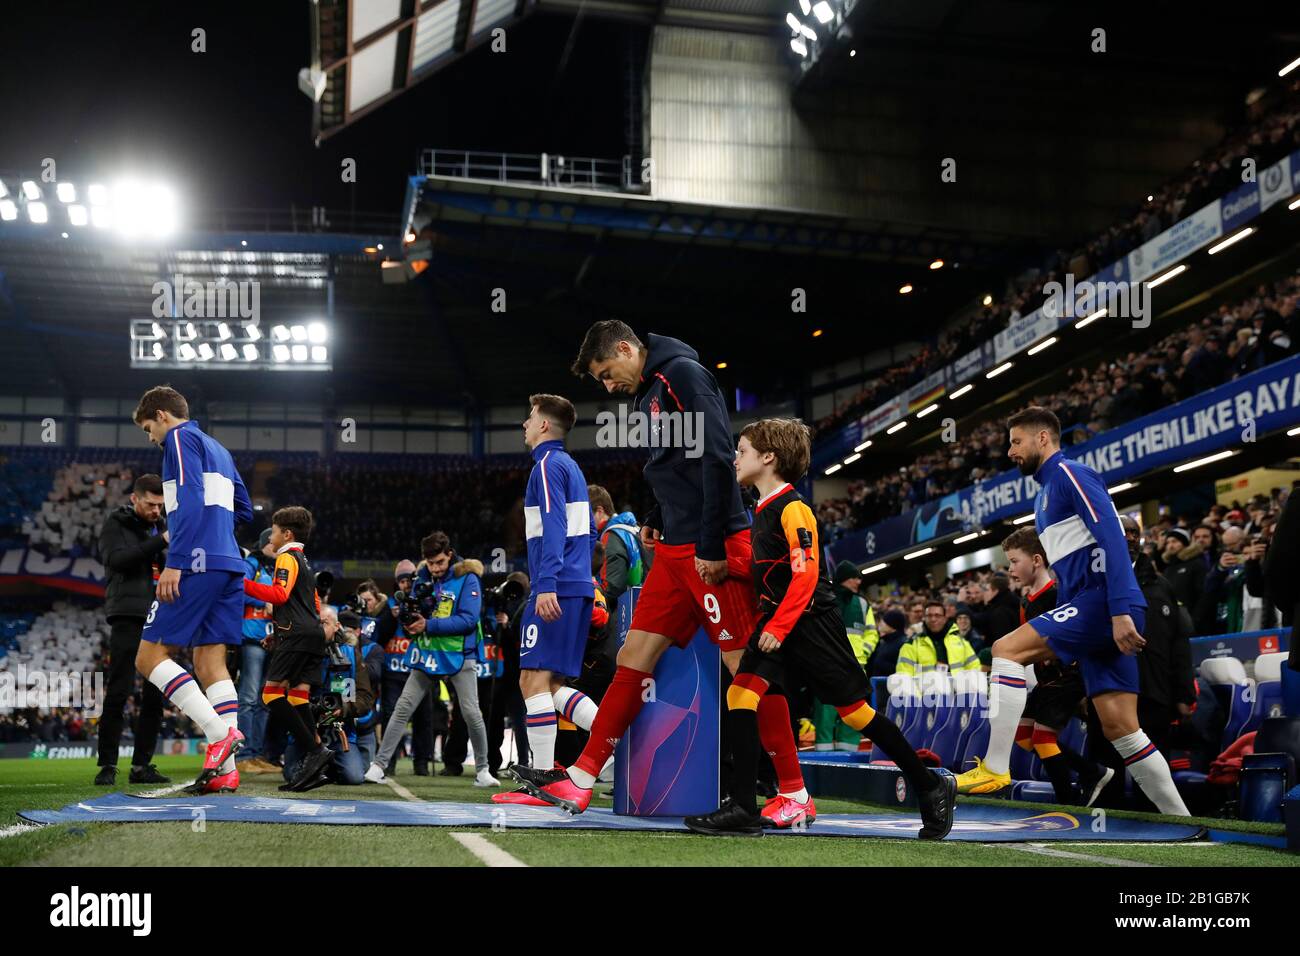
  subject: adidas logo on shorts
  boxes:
[718,629,732,641]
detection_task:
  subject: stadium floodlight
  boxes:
[854,440,872,452]
[68,204,88,226]
[90,204,112,229]
[1207,227,1253,255]
[311,346,328,363]
[929,259,944,270]
[886,420,908,434]
[150,322,166,339]
[916,403,939,418]
[786,12,801,31]
[953,531,987,545]
[0,199,16,221]
[0,179,7,199]
[1027,336,1058,356]
[27,202,48,223]
[291,344,308,362]
[177,343,197,361]
[899,284,912,294]
[56,182,76,203]
[245,322,262,341]
[985,361,1013,379]
[87,183,108,205]
[949,384,973,400]
[799,23,817,40]
[21,181,41,201]
[1290,197,1300,211]
[1289,425,1300,436]
[112,179,178,238]
[151,342,165,360]
[790,37,808,56]
[798,0,811,14]
[823,462,842,475]
[1172,450,1234,473]
[196,343,214,361]
[271,324,291,342]
[216,322,232,340]
[861,562,888,574]
[1279,55,1300,77]
[982,294,992,305]
[181,321,197,339]
[1012,513,1035,524]
[843,453,862,465]
[811,1,833,22]
[220,343,238,361]
[1107,481,1138,494]
[290,324,308,342]
[307,322,327,344]
[903,547,934,561]
[1074,307,1106,329]
[1146,264,1186,288]
[272,344,291,362]
[243,343,259,361]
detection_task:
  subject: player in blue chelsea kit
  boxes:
[954,407,1189,815]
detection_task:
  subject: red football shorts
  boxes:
[629,530,756,652]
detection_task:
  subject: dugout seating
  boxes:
[1254,652,1288,722]
[1200,657,1261,750]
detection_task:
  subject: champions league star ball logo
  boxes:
[840,811,1082,834]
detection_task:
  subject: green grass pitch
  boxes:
[0,755,1295,867]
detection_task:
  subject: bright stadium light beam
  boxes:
[243,344,259,361]
[1108,481,1138,494]
[811,1,833,22]
[0,199,16,221]
[861,563,888,575]
[916,403,939,418]
[790,37,808,56]
[953,531,987,545]
[1172,450,1235,473]
[1207,227,1253,255]
[886,420,908,434]
[1147,264,1186,288]
[311,346,328,363]
[854,440,872,452]
[1027,336,1058,356]
[1279,55,1300,77]
[90,205,113,229]
[27,202,48,223]
[21,181,41,201]
[87,183,109,205]
[786,12,800,30]
[949,384,973,399]
[113,180,179,238]
[68,204,88,226]
[1012,513,1035,524]
[842,453,861,465]
[798,23,816,40]
[903,547,934,561]
[56,182,76,203]
[220,344,238,361]
[290,325,308,342]
[986,361,1013,378]
[798,0,811,14]
[823,462,842,475]
[1075,308,1106,329]
[307,322,328,344]
[291,344,308,362]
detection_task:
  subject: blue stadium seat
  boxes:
[1223,682,1260,749]
[958,718,991,774]
[1254,652,1287,722]
[927,702,969,769]
[1011,780,1057,803]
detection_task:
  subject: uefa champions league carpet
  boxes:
[20,793,1205,842]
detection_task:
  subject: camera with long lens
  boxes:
[483,576,526,613]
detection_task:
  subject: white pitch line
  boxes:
[0,821,47,840]
[997,842,1159,866]
[139,781,195,798]
[451,832,529,867]
[381,777,529,867]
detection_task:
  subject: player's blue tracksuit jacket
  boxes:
[161,420,253,573]
[1034,449,1146,617]
[524,439,595,599]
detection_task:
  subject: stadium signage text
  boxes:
[830,354,1300,563]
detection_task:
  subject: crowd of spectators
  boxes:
[813,77,1300,440]
[816,272,1300,540]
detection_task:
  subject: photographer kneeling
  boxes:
[364,532,500,788]
[282,605,376,787]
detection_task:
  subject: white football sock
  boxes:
[983,658,1028,776]
[205,679,239,773]
[552,687,598,732]
[524,693,558,770]
[148,660,227,744]
[1112,730,1191,816]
